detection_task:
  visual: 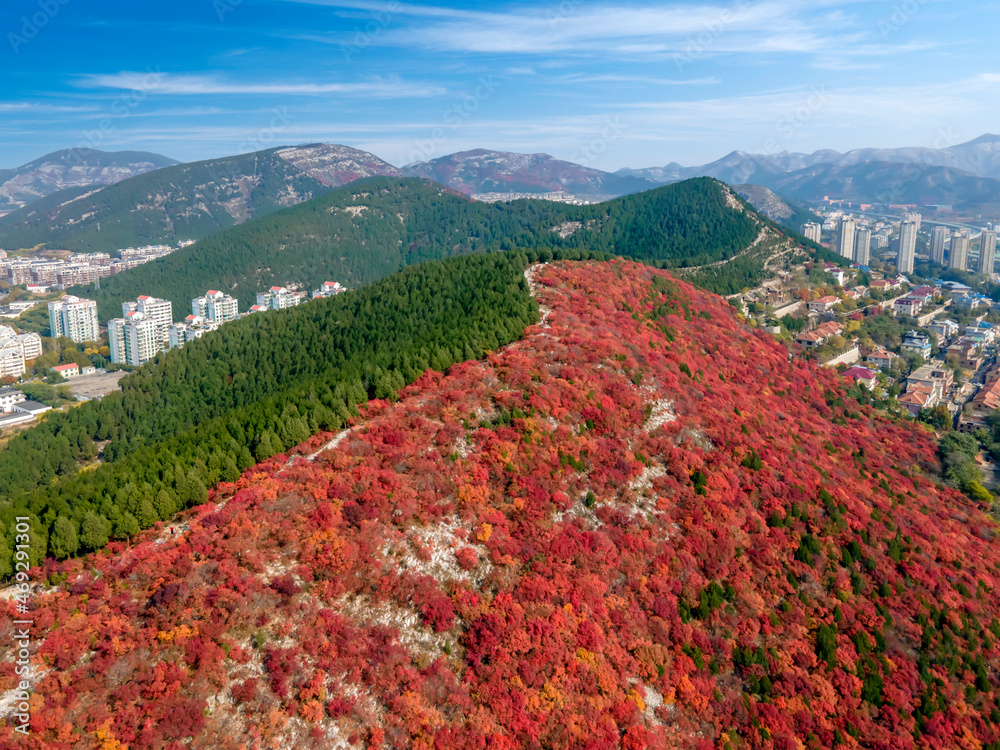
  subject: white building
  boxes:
[48,295,100,343]
[108,312,160,366]
[312,281,345,299]
[837,217,856,261]
[898,221,918,274]
[256,286,306,311]
[0,340,26,379]
[192,290,239,324]
[930,226,948,265]
[801,223,822,244]
[854,228,871,267]
[0,387,26,412]
[168,315,219,349]
[951,231,970,271]
[123,296,173,350]
[979,230,997,276]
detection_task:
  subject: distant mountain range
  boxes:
[401,149,658,199]
[0,148,178,217]
[621,134,1000,206]
[0,144,399,251]
[4,134,1000,251]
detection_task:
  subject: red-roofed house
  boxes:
[842,366,878,389]
[867,349,896,370]
[893,298,922,317]
[898,390,931,417]
[52,363,79,379]
[808,295,841,313]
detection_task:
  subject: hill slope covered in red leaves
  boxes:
[3,259,1000,750]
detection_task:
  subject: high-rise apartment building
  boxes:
[904,212,923,232]
[854,228,871,266]
[802,223,822,244]
[192,290,239,323]
[897,221,918,274]
[950,231,970,271]
[979,230,998,276]
[930,226,948,265]
[123,296,173,350]
[108,312,160,367]
[837,217,856,261]
[0,340,25,379]
[48,295,100,343]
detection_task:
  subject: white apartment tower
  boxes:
[978,230,998,276]
[123,296,173,350]
[192,290,239,324]
[930,226,948,265]
[802,223,822,244]
[108,312,160,367]
[950,231,970,271]
[837,217,856,261]
[903,212,923,232]
[854,228,871,267]
[897,221,918,274]
[48,295,100,343]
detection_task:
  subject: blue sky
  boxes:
[1,0,997,170]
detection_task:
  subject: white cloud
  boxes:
[74,72,447,98]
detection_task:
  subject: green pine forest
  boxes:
[73,177,763,319]
[0,251,584,569]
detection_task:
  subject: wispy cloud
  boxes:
[74,72,447,98]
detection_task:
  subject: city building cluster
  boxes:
[1,242,194,291]
[0,325,43,379]
[805,213,999,278]
[471,192,594,205]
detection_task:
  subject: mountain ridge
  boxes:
[0,147,178,217]
[7,258,1000,749]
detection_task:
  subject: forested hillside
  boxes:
[0,251,561,565]
[78,176,765,319]
[5,260,999,748]
[0,144,399,252]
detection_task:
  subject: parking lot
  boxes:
[65,371,128,401]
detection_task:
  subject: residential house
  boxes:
[842,366,879,389]
[808,295,841,313]
[866,349,896,370]
[927,319,959,341]
[892,298,922,317]
[900,331,932,356]
[959,368,1000,432]
[795,321,844,348]
[52,363,80,379]
[0,387,26,412]
[907,364,954,403]
[312,281,346,299]
[947,340,985,371]
[898,388,934,417]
